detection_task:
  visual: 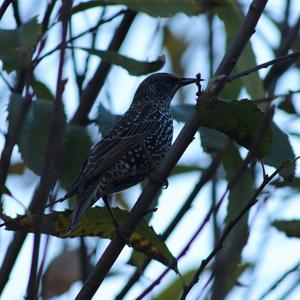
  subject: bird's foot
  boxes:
[148,174,169,189]
[115,226,132,247]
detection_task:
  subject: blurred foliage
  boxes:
[0,18,41,73]
[72,0,229,17]
[76,48,165,75]
[211,143,253,299]
[0,1,300,299]
[272,220,300,238]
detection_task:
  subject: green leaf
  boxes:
[7,95,92,186]
[272,220,300,238]
[172,105,229,151]
[272,177,300,190]
[4,207,177,269]
[59,125,92,188]
[278,94,297,114]
[198,99,295,178]
[153,269,197,300]
[163,26,187,77]
[264,122,295,179]
[76,47,165,76]
[171,104,195,122]
[31,80,54,101]
[0,18,41,73]
[8,96,66,174]
[72,0,228,17]
[197,99,272,157]
[127,250,147,271]
[199,127,229,152]
[7,93,25,133]
[211,143,253,299]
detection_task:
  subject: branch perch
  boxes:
[75,0,269,299]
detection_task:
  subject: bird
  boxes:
[62,72,196,232]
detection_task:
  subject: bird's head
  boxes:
[132,73,196,109]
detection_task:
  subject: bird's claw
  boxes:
[116,226,132,247]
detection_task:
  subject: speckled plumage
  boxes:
[64,73,196,230]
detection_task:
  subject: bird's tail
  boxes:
[67,186,99,233]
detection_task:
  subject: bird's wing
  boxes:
[83,119,159,179]
[67,110,160,195]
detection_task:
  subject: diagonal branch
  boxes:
[115,156,221,300]
[0,0,11,20]
[74,0,269,299]
[71,10,137,125]
[228,50,300,82]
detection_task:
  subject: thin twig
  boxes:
[252,89,300,104]
[37,9,126,64]
[258,261,300,300]
[25,1,72,298]
[180,162,287,299]
[79,11,106,95]
[227,50,300,82]
[0,5,55,293]
[41,0,57,34]
[11,0,21,26]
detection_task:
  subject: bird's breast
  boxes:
[144,114,173,163]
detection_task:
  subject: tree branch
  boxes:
[0,0,11,20]
[116,156,221,300]
[25,1,72,298]
[258,260,300,300]
[136,103,274,299]
[228,50,300,82]
[74,0,269,299]
[180,161,287,299]
[70,10,137,125]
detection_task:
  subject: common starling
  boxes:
[63,73,196,231]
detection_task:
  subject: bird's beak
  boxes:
[177,77,197,87]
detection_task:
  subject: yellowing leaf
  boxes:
[4,207,176,269]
